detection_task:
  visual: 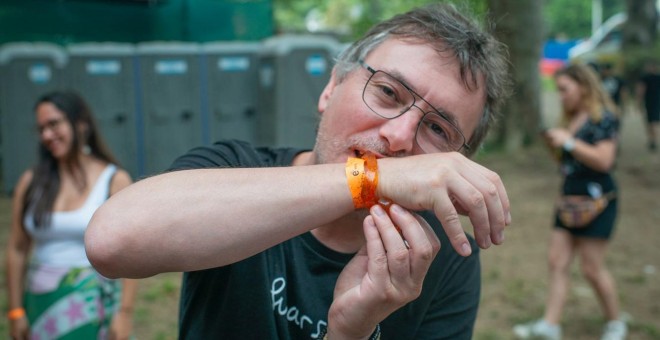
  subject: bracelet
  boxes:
[345,155,404,244]
[345,157,367,208]
[562,137,576,152]
[345,154,380,209]
[7,307,26,320]
[317,324,381,340]
[362,153,379,207]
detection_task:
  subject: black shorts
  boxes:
[554,198,618,239]
[646,103,660,123]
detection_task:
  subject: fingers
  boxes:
[366,205,410,283]
[469,162,511,242]
[367,205,439,288]
[379,153,510,255]
[431,189,473,256]
[363,214,389,285]
[413,160,506,254]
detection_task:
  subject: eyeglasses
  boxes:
[359,60,470,154]
[36,117,66,135]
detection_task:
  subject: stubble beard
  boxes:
[313,129,397,165]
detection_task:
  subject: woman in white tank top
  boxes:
[5,91,138,340]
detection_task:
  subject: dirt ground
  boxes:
[0,90,658,339]
[473,93,660,340]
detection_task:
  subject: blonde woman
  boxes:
[514,63,626,340]
[5,91,137,339]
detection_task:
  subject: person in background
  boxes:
[5,91,138,340]
[636,60,660,152]
[86,4,512,339]
[599,63,625,111]
[514,63,626,340]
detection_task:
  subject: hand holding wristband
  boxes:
[7,307,26,321]
[345,153,403,237]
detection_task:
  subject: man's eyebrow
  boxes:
[386,67,462,128]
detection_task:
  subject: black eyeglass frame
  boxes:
[358,59,471,153]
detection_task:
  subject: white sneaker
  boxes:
[601,319,627,340]
[513,319,562,340]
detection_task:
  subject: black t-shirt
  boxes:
[560,111,618,195]
[601,75,624,105]
[641,73,660,114]
[169,140,481,340]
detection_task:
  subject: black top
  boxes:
[641,73,660,114]
[601,75,624,105]
[169,140,481,340]
[560,111,619,195]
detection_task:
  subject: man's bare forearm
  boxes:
[85,164,353,278]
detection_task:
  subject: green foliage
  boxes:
[274,0,627,41]
[273,0,486,40]
[544,0,625,39]
[622,39,660,75]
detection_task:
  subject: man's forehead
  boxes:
[370,38,482,93]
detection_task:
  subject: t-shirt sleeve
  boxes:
[168,140,304,172]
[167,140,255,171]
[592,112,619,144]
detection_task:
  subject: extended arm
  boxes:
[86,153,509,279]
[86,164,354,278]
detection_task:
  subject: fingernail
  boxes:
[497,231,505,244]
[391,204,404,214]
[372,204,385,216]
[506,212,512,225]
[365,216,376,228]
[461,242,472,256]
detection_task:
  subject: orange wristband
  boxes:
[7,307,25,320]
[346,157,366,208]
[362,153,379,207]
[345,154,381,209]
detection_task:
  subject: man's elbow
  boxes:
[85,207,128,279]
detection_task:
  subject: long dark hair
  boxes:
[22,91,119,228]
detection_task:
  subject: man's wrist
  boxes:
[318,324,381,340]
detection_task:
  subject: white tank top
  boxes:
[24,164,117,267]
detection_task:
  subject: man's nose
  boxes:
[378,108,421,154]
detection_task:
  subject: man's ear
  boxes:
[318,68,338,114]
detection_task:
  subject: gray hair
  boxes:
[335,3,511,156]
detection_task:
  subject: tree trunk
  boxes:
[487,0,544,151]
[622,0,658,81]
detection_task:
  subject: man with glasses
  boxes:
[86,3,512,339]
